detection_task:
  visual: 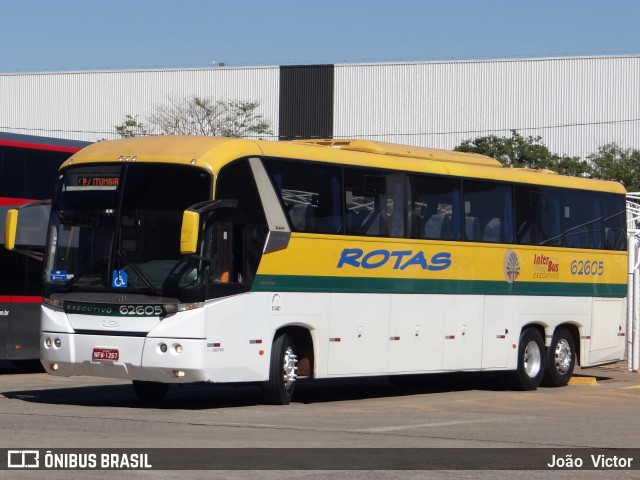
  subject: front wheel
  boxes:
[542,328,576,387]
[132,380,169,404]
[262,332,298,405]
[509,327,545,391]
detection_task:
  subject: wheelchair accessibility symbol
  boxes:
[112,270,128,288]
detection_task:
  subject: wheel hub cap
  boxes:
[524,340,542,377]
[554,339,572,374]
[283,346,298,389]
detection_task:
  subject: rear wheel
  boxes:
[509,327,545,390]
[132,380,169,403]
[542,328,576,387]
[262,332,298,405]
[388,374,423,388]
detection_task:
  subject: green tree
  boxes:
[551,155,593,177]
[590,143,640,191]
[115,97,273,139]
[115,114,148,138]
[455,130,592,176]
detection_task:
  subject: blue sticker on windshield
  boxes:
[50,270,67,282]
[112,270,128,288]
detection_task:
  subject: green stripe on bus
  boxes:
[253,275,627,297]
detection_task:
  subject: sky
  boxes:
[1,0,639,72]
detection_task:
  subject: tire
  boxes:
[132,380,169,404]
[542,328,576,387]
[509,327,545,391]
[388,374,423,388]
[262,332,298,405]
[11,360,45,372]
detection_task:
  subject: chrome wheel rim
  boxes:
[524,340,542,378]
[283,346,298,390]
[554,339,572,375]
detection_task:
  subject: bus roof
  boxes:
[63,136,626,194]
[0,131,90,152]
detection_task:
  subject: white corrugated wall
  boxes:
[0,66,280,142]
[334,56,640,159]
[0,56,638,159]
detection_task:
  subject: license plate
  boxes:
[92,348,119,361]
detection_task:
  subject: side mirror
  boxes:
[2,201,51,261]
[180,210,200,255]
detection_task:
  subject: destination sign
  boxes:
[77,176,120,187]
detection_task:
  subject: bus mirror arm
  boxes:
[180,200,238,255]
[11,249,44,262]
[188,254,215,265]
[185,199,238,215]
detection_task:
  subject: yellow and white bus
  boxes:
[5,136,628,404]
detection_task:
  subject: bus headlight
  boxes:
[159,343,168,353]
[43,298,64,309]
[54,338,62,348]
[44,338,52,348]
[174,344,183,354]
[177,302,203,312]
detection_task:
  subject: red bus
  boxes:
[0,132,90,364]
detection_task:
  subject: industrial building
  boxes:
[0,55,638,159]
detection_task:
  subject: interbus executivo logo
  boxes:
[503,249,521,284]
[533,253,560,279]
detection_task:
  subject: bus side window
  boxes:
[344,169,404,237]
[382,174,405,238]
[263,159,343,234]
[515,186,562,246]
[462,180,514,244]
[345,192,385,236]
[562,190,603,249]
[0,146,72,200]
[345,170,376,236]
[604,194,627,250]
[408,174,461,241]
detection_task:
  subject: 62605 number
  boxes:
[570,260,604,276]
[118,305,164,316]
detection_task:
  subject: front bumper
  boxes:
[41,332,209,383]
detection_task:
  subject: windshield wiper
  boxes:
[61,257,107,291]
[115,250,162,296]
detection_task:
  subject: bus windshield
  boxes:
[44,163,212,300]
